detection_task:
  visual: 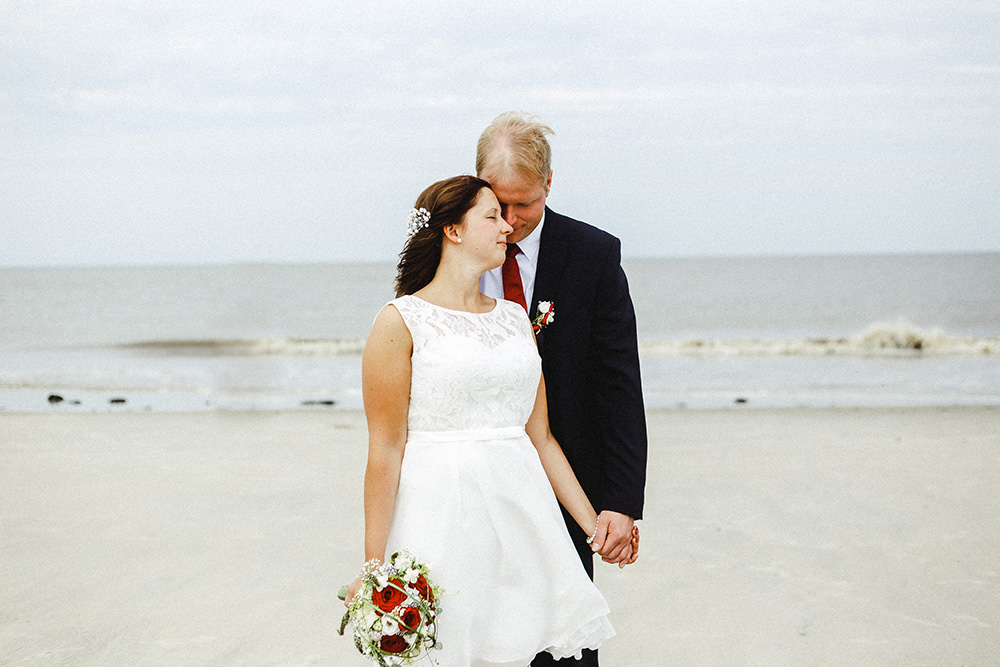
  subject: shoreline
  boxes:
[4,385,999,414]
[2,406,998,665]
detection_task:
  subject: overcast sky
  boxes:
[2,0,998,266]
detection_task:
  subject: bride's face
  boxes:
[457,188,513,270]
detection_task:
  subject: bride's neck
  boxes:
[419,262,491,312]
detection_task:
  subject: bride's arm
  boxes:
[525,373,600,541]
[346,305,411,604]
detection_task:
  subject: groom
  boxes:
[477,112,648,667]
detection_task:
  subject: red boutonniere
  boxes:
[532,301,555,333]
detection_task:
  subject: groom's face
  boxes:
[489,170,552,244]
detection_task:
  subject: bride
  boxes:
[345,175,632,666]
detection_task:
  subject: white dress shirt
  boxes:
[480,213,545,311]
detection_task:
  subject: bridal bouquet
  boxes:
[339,551,443,666]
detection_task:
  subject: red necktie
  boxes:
[502,243,527,312]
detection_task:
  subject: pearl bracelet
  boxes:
[586,518,599,545]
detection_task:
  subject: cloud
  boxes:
[61,85,298,115]
[1,1,390,75]
[2,0,998,265]
[942,65,1000,75]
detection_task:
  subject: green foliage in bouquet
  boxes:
[338,551,443,666]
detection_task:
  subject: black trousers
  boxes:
[531,647,598,667]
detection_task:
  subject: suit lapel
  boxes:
[531,208,569,309]
[531,209,569,354]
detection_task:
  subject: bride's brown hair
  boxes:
[395,175,493,297]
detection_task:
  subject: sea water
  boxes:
[1,254,998,412]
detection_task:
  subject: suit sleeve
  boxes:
[590,237,648,519]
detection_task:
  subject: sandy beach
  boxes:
[1,406,998,666]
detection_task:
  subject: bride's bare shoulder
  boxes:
[371,301,408,333]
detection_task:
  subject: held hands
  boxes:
[589,510,640,568]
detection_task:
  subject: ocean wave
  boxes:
[123,338,366,356]
[121,321,998,358]
[640,321,1000,357]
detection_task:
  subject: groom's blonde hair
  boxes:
[476,111,554,186]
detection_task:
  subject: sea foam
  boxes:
[639,320,999,358]
[122,320,999,359]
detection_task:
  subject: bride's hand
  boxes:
[590,510,634,564]
[343,575,363,607]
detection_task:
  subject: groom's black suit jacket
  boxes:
[531,207,647,576]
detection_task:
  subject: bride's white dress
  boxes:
[384,294,614,667]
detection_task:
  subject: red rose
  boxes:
[399,606,421,631]
[413,574,434,604]
[372,578,407,614]
[379,634,408,654]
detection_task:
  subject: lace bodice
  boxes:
[390,295,540,432]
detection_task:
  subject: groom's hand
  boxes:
[591,510,635,567]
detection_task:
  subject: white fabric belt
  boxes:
[406,426,526,443]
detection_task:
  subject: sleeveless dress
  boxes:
[384,295,614,667]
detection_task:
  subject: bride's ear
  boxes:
[443,223,463,245]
